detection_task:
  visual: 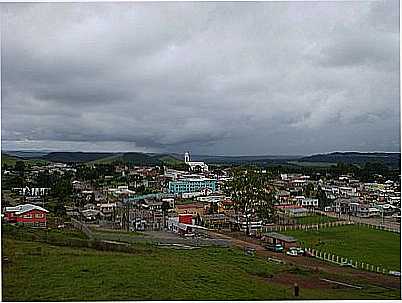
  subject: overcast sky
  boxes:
[1,1,400,156]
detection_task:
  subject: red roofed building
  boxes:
[3,204,49,227]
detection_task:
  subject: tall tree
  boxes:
[224,167,275,236]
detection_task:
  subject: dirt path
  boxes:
[208,231,401,290]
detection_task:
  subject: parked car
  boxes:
[286,249,299,257]
[265,243,284,253]
[244,247,256,256]
[286,247,304,256]
[389,271,401,277]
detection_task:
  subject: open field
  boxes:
[283,225,401,270]
[294,214,338,225]
[2,225,401,301]
[3,237,400,301]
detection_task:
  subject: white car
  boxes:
[286,249,299,256]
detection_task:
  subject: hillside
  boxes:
[1,153,49,167]
[1,153,23,166]
[42,152,115,163]
[4,150,401,168]
[300,152,401,168]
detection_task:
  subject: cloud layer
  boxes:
[1,1,400,155]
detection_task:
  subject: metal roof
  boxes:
[262,232,297,243]
[5,204,49,215]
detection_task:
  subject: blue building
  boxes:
[168,178,217,194]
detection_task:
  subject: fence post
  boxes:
[337,256,339,263]
[371,265,374,271]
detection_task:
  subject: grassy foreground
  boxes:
[283,224,401,270]
[2,226,400,301]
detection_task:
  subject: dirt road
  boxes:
[208,230,401,290]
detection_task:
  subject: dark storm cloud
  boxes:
[1,1,400,154]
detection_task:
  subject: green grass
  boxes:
[91,229,149,244]
[2,225,400,301]
[4,238,399,301]
[295,214,338,225]
[283,225,401,270]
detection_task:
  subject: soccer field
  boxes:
[283,225,401,270]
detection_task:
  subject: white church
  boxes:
[184,152,208,172]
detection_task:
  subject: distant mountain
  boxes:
[4,150,53,158]
[2,153,24,166]
[168,153,302,164]
[1,152,49,166]
[42,151,165,166]
[42,152,115,163]
[4,150,400,169]
[300,152,401,168]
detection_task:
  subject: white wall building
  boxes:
[184,152,208,172]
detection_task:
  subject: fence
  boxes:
[261,221,354,233]
[262,220,400,234]
[354,221,400,234]
[314,210,400,234]
[303,247,399,276]
[71,218,94,239]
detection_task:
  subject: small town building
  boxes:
[175,203,205,217]
[261,232,297,249]
[3,204,49,227]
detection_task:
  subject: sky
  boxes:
[1,1,400,156]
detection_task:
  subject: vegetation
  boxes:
[3,234,398,300]
[294,214,338,225]
[1,153,49,169]
[283,225,401,270]
[224,167,276,235]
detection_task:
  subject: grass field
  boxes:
[294,214,338,225]
[283,225,401,270]
[2,225,400,301]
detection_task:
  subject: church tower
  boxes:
[184,152,190,163]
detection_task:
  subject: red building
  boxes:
[4,204,49,227]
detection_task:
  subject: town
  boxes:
[3,152,400,233]
[1,150,401,300]
[1,1,400,300]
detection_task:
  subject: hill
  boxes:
[299,152,400,168]
[1,153,49,167]
[4,150,401,168]
[1,153,23,166]
[42,152,115,163]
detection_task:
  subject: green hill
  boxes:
[1,153,49,167]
